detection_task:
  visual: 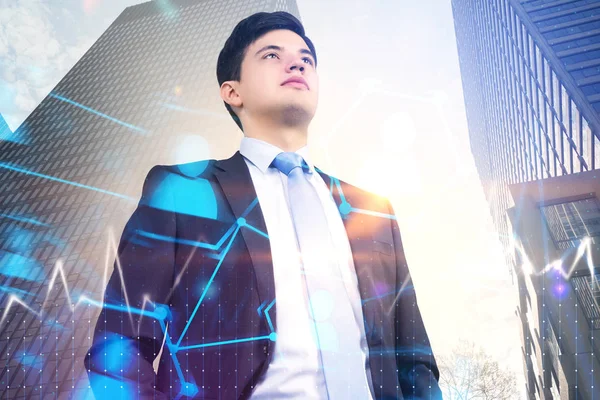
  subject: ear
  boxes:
[220,81,242,108]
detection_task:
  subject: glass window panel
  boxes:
[529,35,534,69]
[537,85,543,119]
[573,146,582,173]
[521,23,527,58]
[533,117,542,176]
[528,129,535,177]
[536,46,543,90]
[528,70,533,101]
[561,85,569,127]
[564,131,573,174]
[516,50,521,86]
[511,8,516,39]
[555,115,564,171]
[544,60,551,106]
[511,34,517,68]
[546,95,553,140]
[571,273,600,330]
[522,58,527,95]
[541,130,548,175]
[552,72,559,112]
[583,117,594,169]
[571,100,582,170]
[571,101,580,141]
[594,130,600,173]
[527,107,537,143]
[541,196,600,250]
[516,17,521,52]
[551,153,558,177]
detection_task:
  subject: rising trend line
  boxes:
[0,295,42,326]
[49,93,148,134]
[0,162,135,201]
[1,182,409,396]
[0,213,50,227]
[513,236,597,282]
[177,334,273,351]
[175,222,242,347]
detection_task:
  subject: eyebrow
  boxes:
[254,45,315,61]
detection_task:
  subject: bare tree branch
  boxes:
[438,339,519,400]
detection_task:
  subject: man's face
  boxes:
[225,29,319,127]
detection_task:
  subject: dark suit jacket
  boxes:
[84,150,441,400]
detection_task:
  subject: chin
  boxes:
[280,104,314,126]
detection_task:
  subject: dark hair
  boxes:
[216,11,318,132]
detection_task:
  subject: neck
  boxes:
[241,118,308,152]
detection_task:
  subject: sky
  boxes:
[0,0,526,395]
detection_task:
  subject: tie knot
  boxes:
[271,152,311,176]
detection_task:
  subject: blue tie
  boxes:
[271,152,372,400]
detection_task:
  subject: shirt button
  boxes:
[263,345,268,354]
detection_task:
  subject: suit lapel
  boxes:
[212,152,379,346]
[213,151,277,335]
[315,167,378,332]
[316,167,394,398]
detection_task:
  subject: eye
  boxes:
[303,57,314,66]
[264,53,279,59]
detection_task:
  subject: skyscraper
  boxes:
[453,0,600,269]
[0,114,11,141]
[0,1,301,398]
[506,170,600,399]
[452,0,600,398]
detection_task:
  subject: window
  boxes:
[552,71,559,111]
[541,195,600,250]
[572,272,600,330]
[536,46,543,90]
[571,100,583,171]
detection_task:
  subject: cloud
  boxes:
[0,0,94,131]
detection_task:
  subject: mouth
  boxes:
[281,77,309,90]
[282,81,309,90]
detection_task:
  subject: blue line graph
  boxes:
[0,162,135,201]
[49,93,148,134]
[0,170,398,398]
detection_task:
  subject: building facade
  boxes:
[0,114,11,141]
[0,1,301,398]
[507,172,600,399]
[452,0,600,398]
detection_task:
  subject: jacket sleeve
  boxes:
[388,200,443,399]
[83,165,176,400]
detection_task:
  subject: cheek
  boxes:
[241,66,267,90]
[240,80,265,103]
[250,74,275,97]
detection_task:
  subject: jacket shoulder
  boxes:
[163,159,219,179]
[139,160,220,219]
[316,168,391,214]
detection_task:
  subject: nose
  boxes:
[287,58,305,73]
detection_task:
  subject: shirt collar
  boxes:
[239,136,314,174]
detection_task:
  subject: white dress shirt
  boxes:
[240,137,375,399]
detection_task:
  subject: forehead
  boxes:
[249,29,308,51]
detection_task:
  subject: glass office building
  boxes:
[0,114,11,141]
[452,0,600,398]
[506,173,600,399]
[0,0,300,398]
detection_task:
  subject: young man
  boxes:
[85,11,441,400]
